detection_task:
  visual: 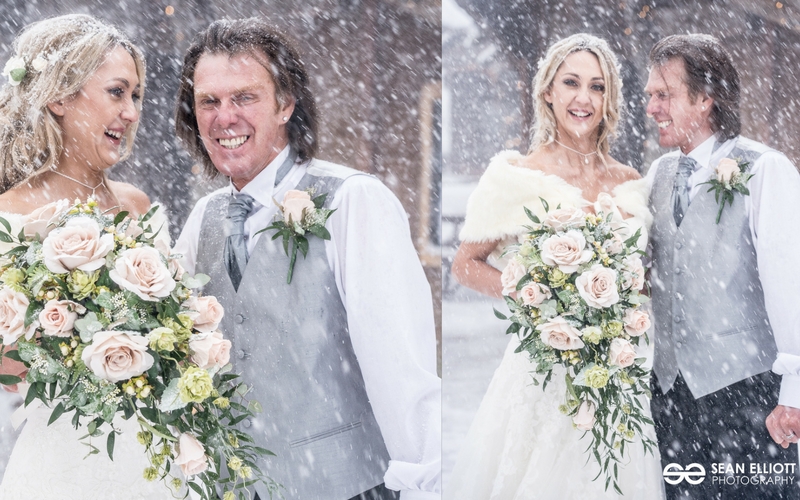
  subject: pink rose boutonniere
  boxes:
[257,188,335,284]
[701,157,753,224]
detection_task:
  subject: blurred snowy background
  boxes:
[442,0,800,491]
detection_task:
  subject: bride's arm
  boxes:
[0,348,27,393]
[452,239,505,298]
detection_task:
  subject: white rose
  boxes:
[39,299,86,338]
[175,433,209,476]
[500,257,527,296]
[2,56,25,86]
[189,330,231,369]
[183,295,225,333]
[0,288,34,345]
[716,158,739,184]
[109,246,176,301]
[30,55,47,72]
[42,217,114,274]
[624,308,652,337]
[81,331,154,383]
[542,207,585,231]
[573,400,597,431]
[608,338,637,368]
[602,234,624,256]
[576,264,620,308]
[540,230,593,273]
[519,282,551,307]
[282,190,315,224]
[22,199,70,239]
[537,316,584,350]
[621,255,645,291]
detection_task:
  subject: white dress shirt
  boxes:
[174,146,442,499]
[645,135,800,408]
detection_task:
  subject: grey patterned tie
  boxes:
[672,156,696,227]
[224,193,255,291]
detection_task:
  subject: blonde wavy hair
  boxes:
[528,34,622,160]
[0,14,145,192]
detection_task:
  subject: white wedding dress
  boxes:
[0,205,178,500]
[447,151,664,500]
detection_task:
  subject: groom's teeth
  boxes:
[219,136,248,149]
[658,121,672,129]
[104,129,122,139]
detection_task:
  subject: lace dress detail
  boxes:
[447,152,664,499]
[0,206,177,500]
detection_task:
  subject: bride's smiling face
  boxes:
[544,51,606,142]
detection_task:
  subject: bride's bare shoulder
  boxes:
[606,158,642,183]
[109,180,151,217]
[513,147,560,176]
[0,182,45,215]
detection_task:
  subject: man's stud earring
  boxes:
[282,116,288,121]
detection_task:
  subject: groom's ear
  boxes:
[46,100,65,117]
[280,96,296,121]
[700,93,715,114]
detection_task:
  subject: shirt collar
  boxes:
[231,145,291,208]
[685,134,717,169]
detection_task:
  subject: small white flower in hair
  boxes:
[31,55,48,72]
[2,56,26,86]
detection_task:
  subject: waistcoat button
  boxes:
[236,349,246,360]
[674,268,682,275]
[675,242,683,250]
[235,314,245,324]
[242,418,252,428]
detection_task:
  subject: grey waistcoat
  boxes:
[196,159,390,500]
[650,142,777,398]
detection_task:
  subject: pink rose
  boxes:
[282,190,315,224]
[109,247,176,302]
[608,338,636,368]
[537,316,584,350]
[576,264,619,309]
[519,282,551,306]
[602,234,624,256]
[39,299,86,338]
[22,199,70,239]
[42,217,114,274]
[500,258,527,296]
[621,256,645,291]
[624,308,651,337]
[573,400,597,431]
[0,288,34,345]
[542,207,585,231]
[183,296,225,333]
[81,330,154,382]
[540,230,593,273]
[175,433,209,476]
[716,158,739,183]
[189,330,232,369]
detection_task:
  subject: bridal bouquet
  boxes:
[495,199,655,494]
[0,198,278,500]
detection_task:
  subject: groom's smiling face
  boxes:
[192,51,295,190]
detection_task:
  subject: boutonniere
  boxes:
[255,189,335,284]
[700,157,753,224]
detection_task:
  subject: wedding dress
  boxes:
[0,204,178,500]
[446,151,664,500]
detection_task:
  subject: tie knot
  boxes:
[227,193,255,224]
[677,156,696,177]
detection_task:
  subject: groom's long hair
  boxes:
[175,18,319,178]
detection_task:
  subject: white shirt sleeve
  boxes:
[747,152,800,408]
[173,194,214,277]
[326,175,442,498]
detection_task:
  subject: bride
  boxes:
[0,15,175,499]
[447,34,664,499]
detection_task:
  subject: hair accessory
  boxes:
[2,53,49,86]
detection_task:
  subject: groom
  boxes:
[644,34,800,499]
[172,18,441,500]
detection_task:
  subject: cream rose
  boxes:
[39,299,86,338]
[183,296,225,333]
[624,308,652,337]
[23,199,70,239]
[282,190,315,224]
[573,400,597,431]
[175,433,209,476]
[500,258,527,296]
[42,217,114,274]
[621,256,645,291]
[540,230,593,273]
[519,282,551,307]
[81,330,154,383]
[109,246,176,301]
[576,264,619,308]
[608,338,637,368]
[537,316,584,350]
[189,330,232,369]
[716,158,739,183]
[542,207,585,231]
[602,234,625,256]
[0,288,33,345]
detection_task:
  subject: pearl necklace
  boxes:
[51,170,106,198]
[555,140,598,165]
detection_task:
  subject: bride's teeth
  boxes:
[104,129,122,139]
[658,121,672,129]
[219,136,248,149]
